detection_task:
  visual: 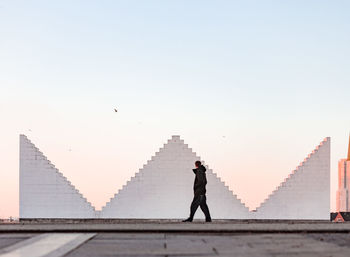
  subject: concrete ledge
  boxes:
[18,219,331,224]
[1,220,350,234]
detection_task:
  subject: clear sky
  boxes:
[0,0,349,218]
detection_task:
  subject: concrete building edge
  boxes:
[18,218,332,223]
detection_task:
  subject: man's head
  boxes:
[195,161,201,168]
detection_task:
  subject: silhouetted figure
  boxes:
[183,161,212,222]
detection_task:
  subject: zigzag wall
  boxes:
[20,135,96,218]
[253,137,330,219]
[19,135,330,220]
[100,136,250,219]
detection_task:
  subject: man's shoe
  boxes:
[182,218,193,222]
[205,219,212,222]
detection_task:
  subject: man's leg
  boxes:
[199,195,211,221]
[189,195,201,220]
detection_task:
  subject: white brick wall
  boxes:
[100,136,251,219]
[19,135,330,220]
[20,135,96,218]
[253,138,330,220]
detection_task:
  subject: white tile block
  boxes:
[253,137,330,220]
[100,135,250,219]
[19,135,96,219]
[19,135,330,220]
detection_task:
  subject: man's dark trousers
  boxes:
[189,195,211,220]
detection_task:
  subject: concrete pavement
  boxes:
[1,221,350,256]
[1,220,350,233]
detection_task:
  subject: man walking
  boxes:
[183,161,212,222]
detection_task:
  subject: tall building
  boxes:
[336,135,350,212]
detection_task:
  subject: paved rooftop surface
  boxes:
[2,220,350,233]
[1,221,350,256]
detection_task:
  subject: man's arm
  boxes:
[196,171,205,186]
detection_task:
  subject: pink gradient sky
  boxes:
[1,1,350,218]
[0,96,349,218]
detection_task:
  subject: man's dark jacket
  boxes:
[193,165,207,196]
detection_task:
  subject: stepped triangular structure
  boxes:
[254,137,330,220]
[100,136,250,219]
[19,135,330,220]
[19,135,96,218]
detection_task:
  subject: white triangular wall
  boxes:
[100,136,250,219]
[19,135,96,218]
[19,135,330,220]
[253,137,330,220]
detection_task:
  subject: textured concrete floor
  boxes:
[0,234,34,249]
[2,220,350,233]
[1,221,350,256]
[66,233,350,257]
[1,232,350,257]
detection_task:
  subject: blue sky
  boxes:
[0,0,349,217]
[1,1,350,119]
